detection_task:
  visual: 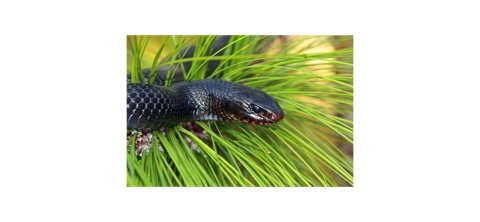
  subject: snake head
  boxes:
[222,84,284,126]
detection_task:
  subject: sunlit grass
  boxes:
[127,35,353,187]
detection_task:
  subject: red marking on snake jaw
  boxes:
[274,113,284,123]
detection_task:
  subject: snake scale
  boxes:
[127,36,284,129]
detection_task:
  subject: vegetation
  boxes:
[127,35,353,186]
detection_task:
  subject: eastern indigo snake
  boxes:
[127,36,284,129]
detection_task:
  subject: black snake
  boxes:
[127,36,284,129]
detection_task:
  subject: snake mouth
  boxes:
[241,109,284,125]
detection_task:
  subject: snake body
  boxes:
[127,36,284,129]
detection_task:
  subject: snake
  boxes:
[127,36,284,129]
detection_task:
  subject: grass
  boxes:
[126,35,353,187]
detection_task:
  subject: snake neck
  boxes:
[170,79,235,123]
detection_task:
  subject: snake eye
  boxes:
[252,105,261,113]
